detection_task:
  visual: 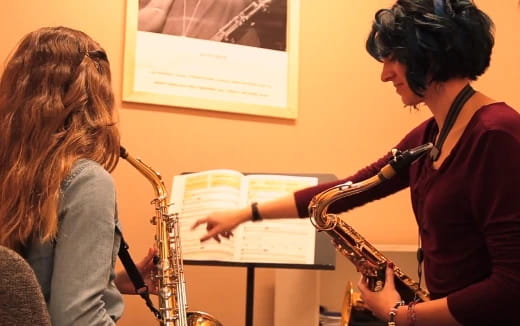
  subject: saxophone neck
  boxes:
[309,143,433,229]
[120,146,168,199]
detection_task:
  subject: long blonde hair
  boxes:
[0,26,120,252]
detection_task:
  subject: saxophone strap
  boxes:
[117,231,162,320]
[430,83,475,161]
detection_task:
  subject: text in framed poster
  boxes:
[123,0,299,119]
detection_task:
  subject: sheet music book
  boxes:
[169,169,319,265]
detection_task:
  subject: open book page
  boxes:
[170,169,248,260]
[234,174,318,264]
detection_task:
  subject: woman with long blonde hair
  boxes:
[0,26,155,325]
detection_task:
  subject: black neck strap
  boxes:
[117,232,162,320]
[430,84,475,161]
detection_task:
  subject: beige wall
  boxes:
[1,1,519,326]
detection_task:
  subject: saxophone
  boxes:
[120,147,223,326]
[308,143,433,305]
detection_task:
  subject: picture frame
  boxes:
[122,0,300,119]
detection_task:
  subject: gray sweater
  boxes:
[25,159,124,325]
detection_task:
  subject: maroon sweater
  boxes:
[295,103,520,325]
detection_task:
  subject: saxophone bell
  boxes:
[340,281,370,326]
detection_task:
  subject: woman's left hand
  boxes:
[357,263,402,321]
[115,247,158,295]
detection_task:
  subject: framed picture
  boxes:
[123,0,299,119]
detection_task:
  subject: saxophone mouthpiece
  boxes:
[407,142,434,157]
[389,142,434,174]
[120,146,128,159]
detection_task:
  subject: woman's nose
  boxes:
[380,59,395,82]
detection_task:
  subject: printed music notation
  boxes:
[169,169,318,264]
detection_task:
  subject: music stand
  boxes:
[182,172,337,326]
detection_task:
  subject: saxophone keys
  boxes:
[373,280,384,292]
[159,286,173,299]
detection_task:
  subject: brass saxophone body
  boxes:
[308,143,433,304]
[120,147,222,326]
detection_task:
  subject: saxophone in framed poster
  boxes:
[123,0,300,119]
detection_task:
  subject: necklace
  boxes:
[429,83,475,161]
[182,0,203,37]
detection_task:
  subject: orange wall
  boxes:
[1,1,519,326]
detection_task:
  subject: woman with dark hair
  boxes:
[0,26,156,325]
[192,1,520,325]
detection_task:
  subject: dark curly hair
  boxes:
[366,0,494,96]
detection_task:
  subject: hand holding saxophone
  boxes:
[357,264,402,323]
[115,247,159,295]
